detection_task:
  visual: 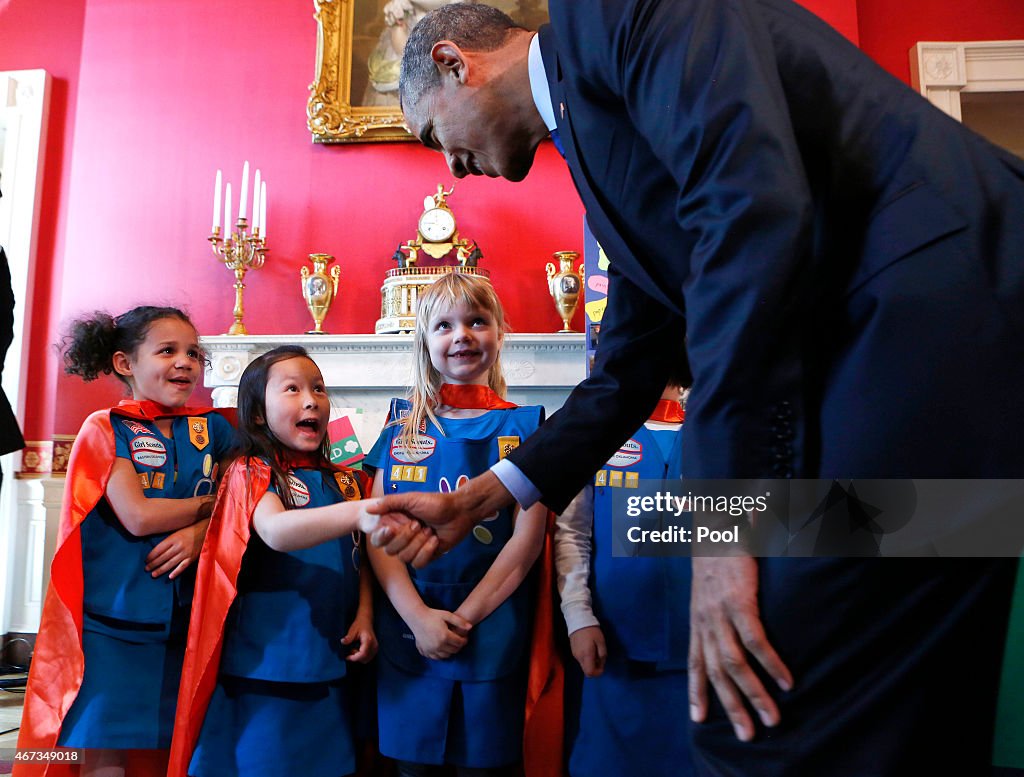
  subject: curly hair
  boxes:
[60,306,196,386]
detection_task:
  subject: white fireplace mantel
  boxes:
[202,332,586,450]
[910,40,1024,120]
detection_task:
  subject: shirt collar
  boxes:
[528,33,557,133]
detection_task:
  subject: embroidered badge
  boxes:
[609,470,624,488]
[496,436,520,460]
[606,438,643,468]
[122,419,150,436]
[625,471,640,488]
[390,465,427,483]
[595,470,608,486]
[152,472,166,490]
[131,436,167,468]
[286,474,311,507]
[472,525,494,545]
[202,453,213,478]
[334,471,362,500]
[390,434,436,464]
[188,417,209,451]
[138,472,151,489]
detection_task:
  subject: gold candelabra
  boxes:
[209,218,267,335]
[209,162,269,335]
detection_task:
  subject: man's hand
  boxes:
[688,556,793,742]
[569,625,607,677]
[366,471,515,568]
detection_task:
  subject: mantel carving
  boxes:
[910,40,1024,120]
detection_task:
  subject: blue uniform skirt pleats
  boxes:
[57,627,185,748]
[376,656,525,768]
[189,674,356,777]
[569,658,692,777]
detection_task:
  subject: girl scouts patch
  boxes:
[188,417,209,450]
[497,436,520,459]
[606,438,643,467]
[334,471,362,500]
[131,436,167,468]
[287,474,311,506]
[390,434,436,463]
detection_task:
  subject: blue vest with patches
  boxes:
[80,411,234,638]
[367,398,544,681]
[592,423,690,665]
[219,464,362,683]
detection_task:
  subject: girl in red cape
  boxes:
[17,306,235,777]
[168,345,382,777]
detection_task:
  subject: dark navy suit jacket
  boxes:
[504,1,1024,774]
[0,247,24,460]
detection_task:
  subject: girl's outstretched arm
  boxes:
[253,489,380,552]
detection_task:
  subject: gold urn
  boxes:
[545,251,584,333]
[300,253,341,334]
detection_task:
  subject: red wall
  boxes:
[0,0,87,442]
[858,0,1024,82]
[49,0,583,434]
[7,0,1020,442]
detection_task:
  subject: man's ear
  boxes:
[431,41,469,83]
[112,351,132,378]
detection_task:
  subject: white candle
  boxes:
[239,161,249,221]
[224,182,233,240]
[252,170,261,231]
[212,169,222,231]
[260,181,267,238]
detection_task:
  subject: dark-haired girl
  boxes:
[168,345,383,777]
[17,306,235,777]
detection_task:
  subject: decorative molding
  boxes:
[911,40,1024,121]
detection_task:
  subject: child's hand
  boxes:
[410,608,472,660]
[145,520,209,580]
[341,613,378,663]
[570,625,607,678]
[357,499,382,536]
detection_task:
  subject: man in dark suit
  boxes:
[370,2,1024,773]
[0,182,25,495]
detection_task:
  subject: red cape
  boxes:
[15,400,230,777]
[166,457,370,777]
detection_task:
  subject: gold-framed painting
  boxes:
[308,0,550,144]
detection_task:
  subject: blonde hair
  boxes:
[397,272,508,451]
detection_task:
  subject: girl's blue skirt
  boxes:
[189,674,356,777]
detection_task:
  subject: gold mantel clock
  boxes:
[376,184,488,334]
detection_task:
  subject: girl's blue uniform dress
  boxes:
[366,399,544,768]
[58,410,234,749]
[571,422,694,777]
[189,464,362,777]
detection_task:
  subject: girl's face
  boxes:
[262,357,330,452]
[112,317,200,408]
[426,300,502,385]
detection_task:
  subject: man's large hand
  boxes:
[366,471,515,568]
[688,556,793,742]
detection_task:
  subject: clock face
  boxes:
[418,207,456,242]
